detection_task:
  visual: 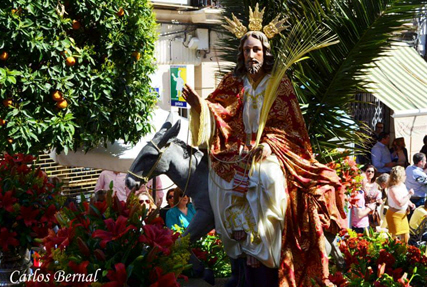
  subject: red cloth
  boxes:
[205,72,347,286]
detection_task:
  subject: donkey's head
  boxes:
[126,113,181,190]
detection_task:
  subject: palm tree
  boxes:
[215,0,426,163]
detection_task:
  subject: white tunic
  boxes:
[191,74,287,268]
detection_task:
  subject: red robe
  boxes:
[204,72,347,286]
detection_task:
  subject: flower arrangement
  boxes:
[328,230,427,287]
[37,191,191,286]
[191,230,231,278]
[327,155,364,211]
[0,153,62,253]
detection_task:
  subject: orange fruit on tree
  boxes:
[66,56,76,66]
[7,138,13,144]
[3,99,12,107]
[132,51,141,61]
[0,51,9,61]
[56,99,68,109]
[72,20,81,30]
[117,8,124,17]
[0,118,5,126]
[11,8,21,15]
[52,90,63,102]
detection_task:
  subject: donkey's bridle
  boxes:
[127,140,170,184]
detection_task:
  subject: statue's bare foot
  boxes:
[246,255,260,268]
[232,230,247,241]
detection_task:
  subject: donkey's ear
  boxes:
[159,112,174,131]
[158,120,181,147]
[153,112,173,140]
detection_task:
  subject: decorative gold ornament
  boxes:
[222,14,248,39]
[222,3,289,40]
[248,3,265,31]
[263,15,289,39]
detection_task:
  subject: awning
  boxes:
[365,44,427,118]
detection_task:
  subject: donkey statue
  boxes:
[125,114,215,242]
[126,114,345,285]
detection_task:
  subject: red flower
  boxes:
[0,227,19,251]
[356,239,369,257]
[347,237,358,249]
[68,261,91,287]
[68,260,89,274]
[149,267,179,287]
[18,205,40,226]
[407,245,421,264]
[397,273,410,287]
[139,224,174,254]
[192,248,208,261]
[43,227,73,252]
[328,271,349,287]
[377,249,396,267]
[92,216,135,248]
[0,190,17,212]
[92,200,108,215]
[392,267,404,281]
[40,204,58,224]
[104,263,127,287]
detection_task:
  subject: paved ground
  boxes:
[178,277,229,287]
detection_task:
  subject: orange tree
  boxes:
[0,0,157,154]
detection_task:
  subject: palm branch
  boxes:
[215,0,426,163]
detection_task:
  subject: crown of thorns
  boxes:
[222,3,289,39]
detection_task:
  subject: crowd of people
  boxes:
[92,170,196,230]
[352,126,427,244]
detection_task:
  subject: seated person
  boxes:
[137,176,163,207]
[409,201,427,241]
[160,188,175,224]
[136,191,157,217]
[165,188,196,230]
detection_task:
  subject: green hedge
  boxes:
[0,0,158,154]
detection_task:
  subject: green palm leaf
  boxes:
[216,0,426,163]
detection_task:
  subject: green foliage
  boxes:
[0,0,158,154]
[216,0,426,162]
[191,231,232,278]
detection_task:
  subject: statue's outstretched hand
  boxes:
[253,143,272,162]
[182,84,201,114]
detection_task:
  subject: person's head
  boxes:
[388,166,406,187]
[375,122,384,134]
[234,31,274,77]
[393,137,405,149]
[136,191,156,212]
[173,187,189,206]
[93,189,107,203]
[378,132,390,145]
[413,153,426,167]
[363,164,377,183]
[376,173,390,190]
[423,135,427,145]
[165,188,175,207]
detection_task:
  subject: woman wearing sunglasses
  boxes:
[362,165,383,229]
[137,191,157,216]
[160,188,176,224]
[166,187,196,230]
